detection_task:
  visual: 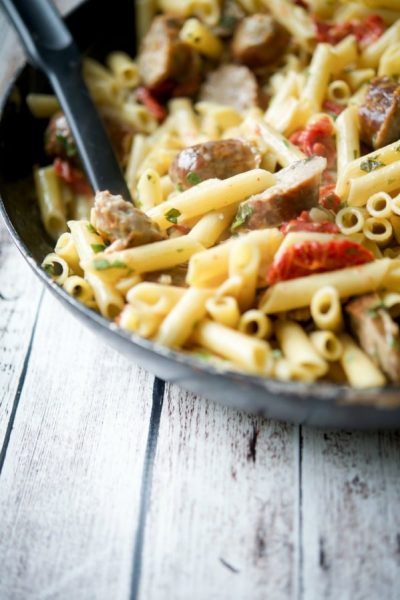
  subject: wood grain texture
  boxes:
[301,428,400,600]
[138,384,300,600]
[0,291,155,600]
[0,223,42,451]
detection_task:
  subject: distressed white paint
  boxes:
[301,428,400,600]
[0,290,154,600]
[0,225,42,446]
[139,384,299,600]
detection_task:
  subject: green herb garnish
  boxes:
[176,183,184,192]
[231,203,254,231]
[87,223,97,234]
[94,259,127,270]
[360,157,385,173]
[91,243,106,254]
[56,132,77,157]
[165,208,181,224]
[219,14,238,30]
[193,350,212,361]
[186,171,202,185]
[44,263,56,276]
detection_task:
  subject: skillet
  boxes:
[1,0,400,428]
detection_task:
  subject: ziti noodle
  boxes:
[35,0,400,388]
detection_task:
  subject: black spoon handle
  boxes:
[0,0,132,200]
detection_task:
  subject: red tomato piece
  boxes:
[136,87,167,122]
[313,17,352,45]
[319,183,342,213]
[267,239,374,285]
[290,116,336,168]
[352,14,385,49]
[322,99,345,116]
[313,14,385,48]
[281,211,340,235]
[54,158,92,196]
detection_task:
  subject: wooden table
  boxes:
[1,4,400,599]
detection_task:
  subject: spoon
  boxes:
[0,0,132,200]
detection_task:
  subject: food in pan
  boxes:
[31,0,400,388]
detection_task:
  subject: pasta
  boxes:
[35,2,400,389]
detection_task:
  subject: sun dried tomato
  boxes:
[136,86,167,122]
[53,158,92,196]
[267,239,373,284]
[280,211,340,235]
[322,99,345,117]
[351,14,385,49]
[290,116,336,169]
[313,14,385,49]
[319,183,342,213]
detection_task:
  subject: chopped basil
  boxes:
[94,258,127,270]
[165,207,181,224]
[44,263,56,276]
[231,203,253,231]
[344,245,358,255]
[193,350,212,361]
[360,157,385,173]
[56,132,77,157]
[282,139,290,148]
[219,14,238,30]
[87,223,97,234]
[186,171,201,185]
[176,183,184,192]
[91,243,106,254]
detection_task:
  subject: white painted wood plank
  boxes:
[0,223,42,448]
[139,385,299,600]
[301,428,400,600]
[0,290,155,600]
[0,0,81,452]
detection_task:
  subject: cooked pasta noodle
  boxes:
[310,286,344,332]
[309,330,343,362]
[36,2,400,389]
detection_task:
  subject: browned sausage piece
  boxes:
[169,139,261,190]
[138,15,201,97]
[94,190,164,250]
[233,156,327,231]
[231,14,290,68]
[199,64,260,112]
[346,293,400,383]
[359,76,400,149]
[45,110,135,168]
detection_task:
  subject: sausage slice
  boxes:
[346,293,400,383]
[233,156,327,231]
[138,15,201,97]
[94,190,164,250]
[231,14,290,68]
[169,139,261,190]
[359,76,400,149]
[199,64,260,111]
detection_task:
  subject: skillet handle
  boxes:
[0,0,132,200]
